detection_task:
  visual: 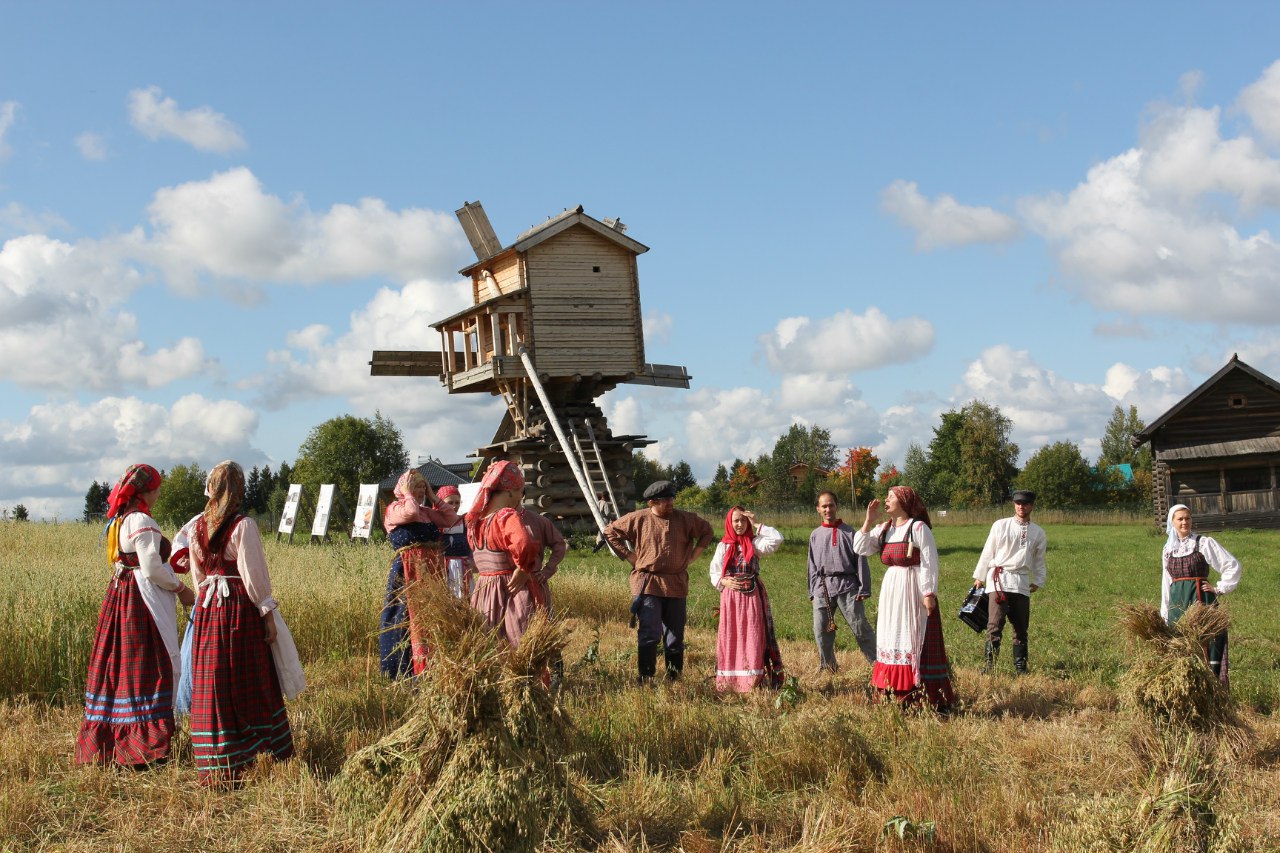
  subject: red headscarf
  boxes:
[889,485,932,529]
[106,463,163,519]
[436,485,460,500]
[466,460,524,526]
[720,505,756,571]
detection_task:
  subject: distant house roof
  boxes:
[458,205,650,275]
[378,460,469,492]
[1134,354,1280,444]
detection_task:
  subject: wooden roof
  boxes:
[1134,354,1280,444]
[1156,436,1280,461]
[458,205,649,275]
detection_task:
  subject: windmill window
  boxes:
[592,266,601,273]
[1227,393,1247,408]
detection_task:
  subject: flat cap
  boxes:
[1011,489,1036,503]
[643,480,676,500]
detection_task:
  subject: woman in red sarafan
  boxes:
[77,463,196,767]
[187,460,298,785]
[709,506,786,692]
[854,486,954,711]
[466,460,543,648]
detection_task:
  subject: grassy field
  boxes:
[1,515,1277,851]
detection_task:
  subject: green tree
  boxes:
[83,480,109,522]
[727,462,759,506]
[669,460,697,493]
[1016,441,1097,507]
[150,463,209,526]
[245,466,264,514]
[923,411,965,507]
[631,451,668,502]
[702,464,729,509]
[1098,404,1152,473]
[293,412,408,525]
[952,400,1019,507]
[757,423,837,507]
[13,504,29,521]
[900,442,932,498]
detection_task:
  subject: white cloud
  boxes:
[643,311,673,345]
[0,394,264,519]
[76,131,108,161]
[880,179,1020,250]
[128,86,246,153]
[1238,59,1280,146]
[0,234,213,391]
[954,346,1190,462]
[0,203,69,237]
[759,307,935,375]
[0,101,17,160]
[142,168,467,292]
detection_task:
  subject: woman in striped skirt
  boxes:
[379,469,461,678]
[854,486,954,712]
[187,461,295,785]
[77,463,196,766]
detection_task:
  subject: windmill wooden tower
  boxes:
[370,201,690,524]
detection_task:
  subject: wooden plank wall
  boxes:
[524,228,644,376]
[471,254,525,303]
[1155,373,1280,448]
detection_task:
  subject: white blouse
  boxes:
[1160,533,1242,620]
[709,524,783,589]
[853,520,939,596]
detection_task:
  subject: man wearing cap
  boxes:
[972,489,1047,674]
[604,480,714,682]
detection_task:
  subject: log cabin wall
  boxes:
[1148,368,1280,530]
[524,226,645,377]
[470,253,525,302]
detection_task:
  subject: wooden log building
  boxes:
[1134,354,1280,531]
[370,201,690,524]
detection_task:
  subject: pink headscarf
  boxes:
[889,485,932,529]
[436,485,460,500]
[466,460,524,526]
[720,505,756,571]
[393,469,427,501]
[106,463,163,519]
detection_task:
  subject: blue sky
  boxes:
[5,3,1280,519]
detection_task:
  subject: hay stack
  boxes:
[1117,602,1244,737]
[332,577,594,852]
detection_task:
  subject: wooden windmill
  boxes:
[369,201,691,525]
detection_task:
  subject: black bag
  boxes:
[958,586,989,633]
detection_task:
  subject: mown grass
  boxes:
[1,516,1278,851]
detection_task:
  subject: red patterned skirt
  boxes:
[189,575,293,784]
[76,572,175,766]
[872,608,955,711]
[401,543,445,674]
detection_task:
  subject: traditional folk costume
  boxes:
[603,480,714,681]
[379,470,462,678]
[77,464,186,766]
[466,461,543,648]
[709,510,785,692]
[807,518,878,668]
[519,507,567,615]
[437,485,473,599]
[188,461,301,785]
[973,494,1047,674]
[854,487,954,711]
[1161,503,1242,686]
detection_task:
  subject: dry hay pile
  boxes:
[332,578,594,853]
[1117,602,1244,737]
[1099,603,1250,853]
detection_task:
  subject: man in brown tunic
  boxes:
[604,480,714,682]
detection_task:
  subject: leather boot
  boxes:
[982,640,1000,674]
[664,650,684,681]
[1012,642,1028,675]
[637,645,657,684]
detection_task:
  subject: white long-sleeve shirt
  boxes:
[1160,533,1242,620]
[853,520,939,597]
[973,516,1047,596]
[709,524,783,589]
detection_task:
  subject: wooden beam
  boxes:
[369,350,445,377]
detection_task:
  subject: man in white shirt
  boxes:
[972,489,1047,674]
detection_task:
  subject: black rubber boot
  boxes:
[637,645,658,684]
[664,650,684,681]
[982,640,1000,674]
[1012,642,1028,675]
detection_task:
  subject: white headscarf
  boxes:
[1165,503,1191,551]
